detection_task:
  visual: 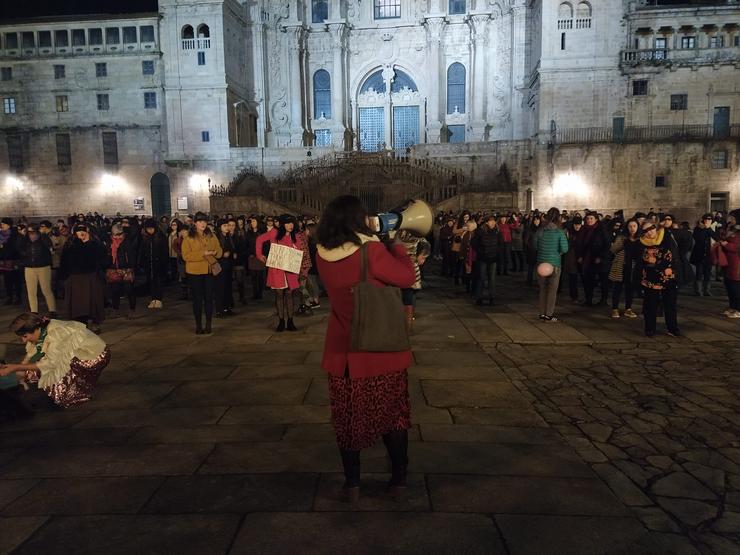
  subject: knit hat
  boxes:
[701,213,713,221]
[194,212,209,222]
[278,214,297,226]
[1,217,13,226]
[143,218,157,229]
[73,224,89,233]
[39,220,53,229]
[572,216,583,225]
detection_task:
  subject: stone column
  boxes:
[469,14,490,141]
[509,2,527,139]
[489,11,513,140]
[424,16,446,143]
[382,64,395,150]
[284,24,306,146]
[328,23,347,149]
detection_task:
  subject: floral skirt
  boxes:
[328,369,411,451]
[29,347,111,409]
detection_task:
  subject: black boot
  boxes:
[383,429,409,496]
[276,318,285,332]
[286,318,297,331]
[339,449,361,502]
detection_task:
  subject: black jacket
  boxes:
[19,235,53,268]
[690,227,715,265]
[138,231,168,276]
[107,236,138,270]
[0,231,20,262]
[472,225,502,263]
[60,239,107,278]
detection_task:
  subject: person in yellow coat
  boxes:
[181,212,222,335]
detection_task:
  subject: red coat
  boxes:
[255,228,303,290]
[721,231,740,282]
[317,240,416,378]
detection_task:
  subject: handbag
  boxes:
[205,254,222,276]
[710,243,728,268]
[351,243,411,352]
[105,268,134,283]
[248,254,266,271]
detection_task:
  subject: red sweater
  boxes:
[317,241,415,378]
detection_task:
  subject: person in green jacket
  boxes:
[533,207,569,321]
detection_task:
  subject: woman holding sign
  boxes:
[256,214,306,332]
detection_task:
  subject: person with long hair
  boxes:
[256,214,304,332]
[245,216,266,300]
[0,312,110,408]
[233,216,248,305]
[167,219,184,284]
[315,195,416,503]
[640,221,680,337]
[181,212,222,335]
[214,218,236,317]
[139,218,168,309]
[532,207,569,321]
[719,209,740,318]
[611,219,641,318]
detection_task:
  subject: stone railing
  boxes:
[554,124,740,145]
[621,46,740,66]
[181,39,196,50]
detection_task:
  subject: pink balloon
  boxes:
[537,262,555,277]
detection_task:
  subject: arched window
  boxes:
[447,63,465,114]
[391,69,417,93]
[197,24,210,38]
[360,71,386,94]
[313,70,331,119]
[181,25,194,39]
[576,2,591,18]
[312,0,328,23]
[558,2,573,20]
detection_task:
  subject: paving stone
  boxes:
[413,350,494,366]
[591,464,653,507]
[407,364,507,380]
[314,473,431,512]
[495,514,651,555]
[450,407,547,427]
[1,444,214,478]
[651,472,716,501]
[711,511,740,534]
[137,364,236,382]
[156,379,311,407]
[0,480,38,511]
[421,380,531,408]
[73,407,228,428]
[13,514,241,555]
[578,422,613,443]
[0,427,136,448]
[229,363,324,379]
[418,424,560,444]
[682,462,726,495]
[2,477,164,516]
[428,474,629,515]
[231,512,505,554]
[657,498,717,527]
[144,474,316,513]
[631,506,683,533]
[0,516,49,554]
[302,379,329,405]
[219,405,331,425]
[128,424,286,444]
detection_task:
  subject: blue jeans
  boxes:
[474,261,497,301]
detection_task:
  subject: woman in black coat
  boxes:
[245,216,265,300]
[107,223,138,317]
[60,225,107,332]
[138,218,168,309]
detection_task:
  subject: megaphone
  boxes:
[370,199,433,237]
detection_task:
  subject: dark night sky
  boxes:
[0,1,158,20]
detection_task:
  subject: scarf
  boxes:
[28,326,49,364]
[111,235,124,266]
[0,228,10,246]
[640,228,665,247]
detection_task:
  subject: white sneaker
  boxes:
[722,308,733,316]
[147,300,156,309]
[728,310,740,319]
[155,300,163,309]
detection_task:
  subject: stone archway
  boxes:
[150,172,171,217]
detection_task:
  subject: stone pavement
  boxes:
[0,271,739,554]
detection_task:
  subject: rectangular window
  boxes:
[97,93,109,111]
[122,26,137,44]
[106,27,120,44]
[144,92,157,109]
[54,64,65,79]
[142,60,155,75]
[709,35,724,48]
[197,51,206,65]
[201,131,210,142]
[95,62,107,77]
[1,67,11,81]
[3,97,16,114]
[561,32,566,50]
[655,38,666,49]
[54,30,68,47]
[632,79,648,96]
[312,0,328,23]
[22,32,35,49]
[55,95,69,112]
[735,36,740,47]
[140,25,155,43]
[56,133,71,167]
[655,175,666,188]
[38,31,52,48]
[72,29,86,46]
[670,94,688,111]
[89,28,103,45]
[712,150,728,169]
[7,135,23,171]
[102,132,118,165]
[374,0,401,19]
[681,36,695,49]
[4,33,18,49]
[449,0,466,15]
[314,129,331,146]
[654,37,667,59]
[448,124,465,143]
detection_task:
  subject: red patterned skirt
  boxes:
[328,369,411,451]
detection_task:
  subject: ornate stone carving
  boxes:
[469,14,490,45]
[328,23,346,49]
[424,16,446,45]
[270,87,289,129]
[358,89,385,106]
[392,87,422,105]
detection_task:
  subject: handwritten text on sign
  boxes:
[266,243,303,274]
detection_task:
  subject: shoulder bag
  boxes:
[351,243,410,352]
[205,254,222,276]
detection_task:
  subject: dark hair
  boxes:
[456,210,471,229]
[276,214,298,242]
[623,218,639,237]
[10,312,48,336]
[188,223,212,238]
[545,207,561,225]
[316,195,375,249]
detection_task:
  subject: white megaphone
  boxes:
[370,199,433,237]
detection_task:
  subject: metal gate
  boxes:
[359,107,384,152]
[393,106,419,153]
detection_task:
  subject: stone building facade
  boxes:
[0,0,739,218]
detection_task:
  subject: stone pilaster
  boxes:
[284,24,306,146]
[328,23,348,149]
[424,16,446,143]
[468,13,491,141]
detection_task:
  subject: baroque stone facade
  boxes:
[0,0,738,217]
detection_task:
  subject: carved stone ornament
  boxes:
[391,87,422,105]
[446,107,466,124]
[424,17,446,44]
[358,89,385,106]
[270,87,289,129]
[469,14,491,44]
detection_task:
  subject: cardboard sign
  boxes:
[266,243,303,274]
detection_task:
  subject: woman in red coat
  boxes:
[316,195,416,502]
[256,214,305,332]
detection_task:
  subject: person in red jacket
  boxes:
[720,209,740,318]
[316,195,416,503]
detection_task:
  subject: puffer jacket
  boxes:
[608,235,626,282]
[19,235,53,268]
[472,225,501,263]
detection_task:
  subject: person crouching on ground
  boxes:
[533,207,569,322]
[0,313,110,408]
[639,222,680,337]
[316,195,416,503]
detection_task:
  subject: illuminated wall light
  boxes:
[5,175,24,191]
[100,173,127,193]
[189,173,209,192]
[553,172,590,199]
